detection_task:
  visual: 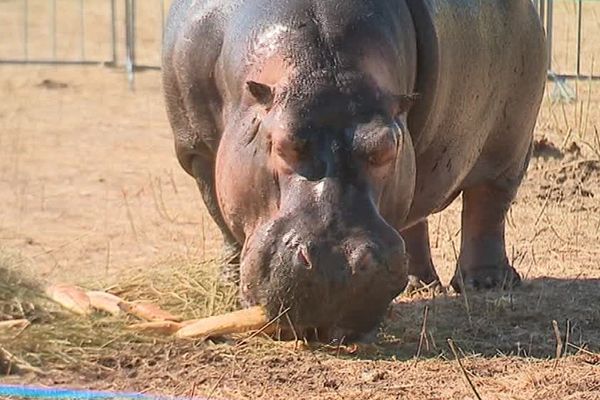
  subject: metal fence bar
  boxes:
[126,0,163,74]
[548,73,600,81]
[546,0,553,72]
[0,59,106,66]
[125,0,136,89]
[576,0,583,77]
[51,0,56,60]
[538,0,598,81]
[22,0,28,60]
[79,0,85,61]
[159,0,165,44]
[111,0,117,65]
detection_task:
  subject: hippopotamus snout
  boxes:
[239,179,408,337]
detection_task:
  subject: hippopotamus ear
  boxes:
[246,81,275,108]
[392,93,420,116]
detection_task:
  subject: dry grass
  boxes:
[0,252,240,382]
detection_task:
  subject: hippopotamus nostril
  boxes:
[282,230,299,247]
[242,283,252,293]
[296,244,313,270]
[349,245,378,275]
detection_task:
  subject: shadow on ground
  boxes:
[376,277,600,361]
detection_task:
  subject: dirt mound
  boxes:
[539,159,600,201]
[533,137,564,160]
[36,79,69,90]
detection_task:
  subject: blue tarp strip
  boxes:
[0,384,210,400]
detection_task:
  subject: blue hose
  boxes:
[0,384,210,400]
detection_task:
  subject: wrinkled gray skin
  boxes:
[162,0,547,338]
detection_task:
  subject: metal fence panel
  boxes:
[537,0,600,80]
[0,0,598,87]
[0,0,116,66]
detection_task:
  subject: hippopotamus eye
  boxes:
[390,93,420,117]
[367,155,380,166]
[354,126,397,168]
[367,149,395,168]
[274,135,309,166]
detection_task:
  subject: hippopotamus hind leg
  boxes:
[450,181,522,292]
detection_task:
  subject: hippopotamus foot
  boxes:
[451,262,521,292]
[451,182,522,293]
[402,220,442,294]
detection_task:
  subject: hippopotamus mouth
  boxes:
[240,216,408,339]
[238,170,410,339]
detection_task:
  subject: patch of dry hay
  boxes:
[0,251,239,380]
[0,252,51,324]
[106,258,239,321]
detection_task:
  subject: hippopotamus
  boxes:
[162,0,547,337]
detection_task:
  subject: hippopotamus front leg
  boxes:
[401,220,441,293]
[450,180,522,292]
[191,157,242,284]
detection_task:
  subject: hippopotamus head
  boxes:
[216,72,416,338]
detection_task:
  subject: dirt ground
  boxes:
[1,2,600,400]
[1,69,599,400]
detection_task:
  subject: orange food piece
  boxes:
[127,321,183,335]
[0,319,30,332]
[45,284,91,315]
[86,291,124,316]
[118,301,182,322]
[175,306,269,340]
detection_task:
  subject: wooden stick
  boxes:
[413,306,430,366]
[447,339,483,400]
[552,320,563,369]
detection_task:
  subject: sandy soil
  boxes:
[0,66,223,286]
[1,2,600,399]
